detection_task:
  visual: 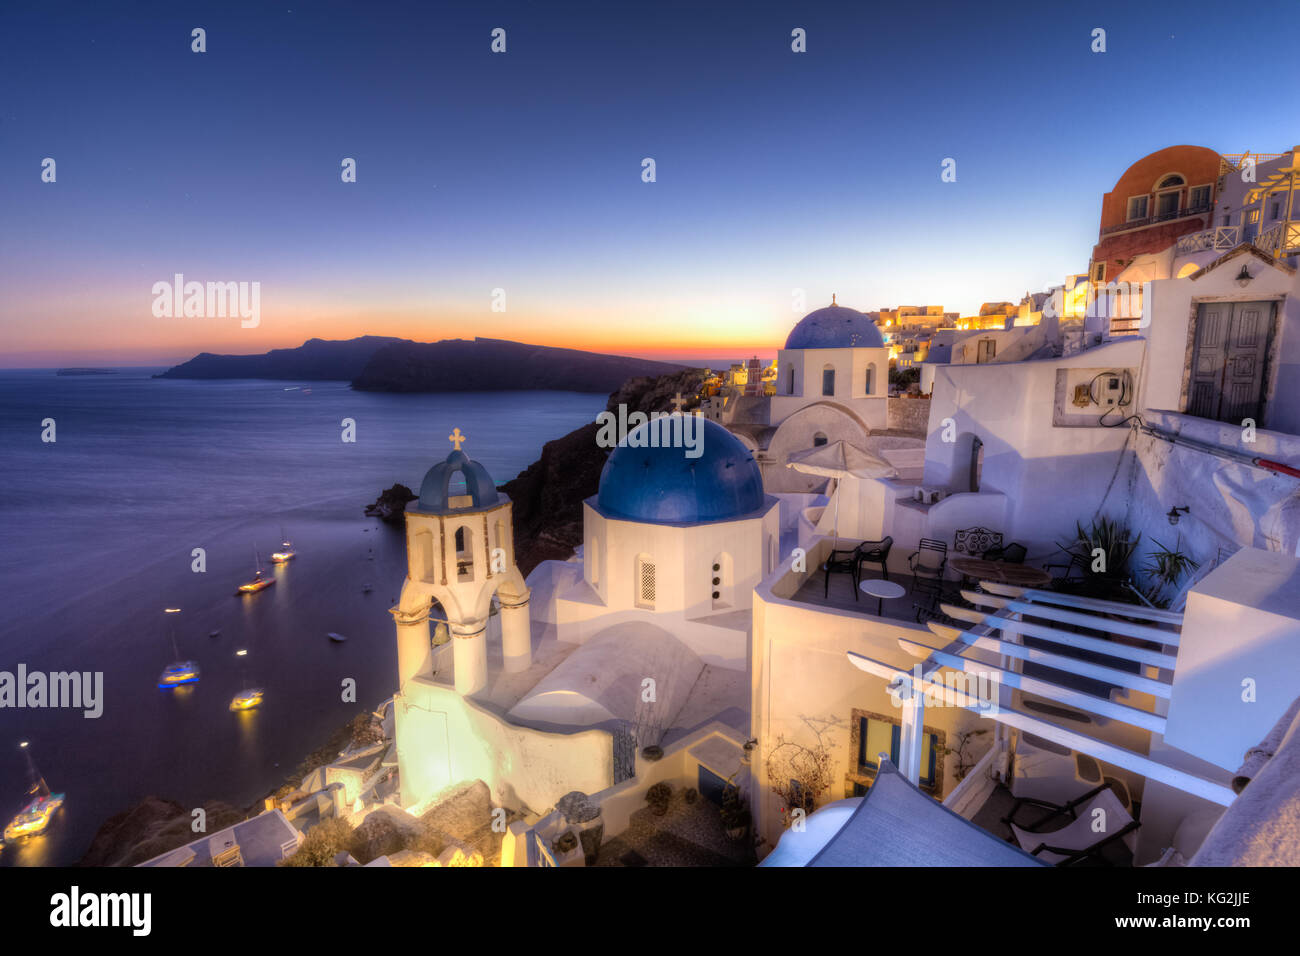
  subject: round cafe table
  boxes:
[859,578,906,616]
[948,557,1053,589]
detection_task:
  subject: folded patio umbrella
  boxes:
[786,440,898,547]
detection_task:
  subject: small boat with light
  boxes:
[237,548,276,594]
[271,528,296,564]
[5,744,65,842]
[229,687,265,711]
[158,660,201,688]
[158,609,200,688]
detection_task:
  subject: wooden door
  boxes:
[1188,300,1273,424]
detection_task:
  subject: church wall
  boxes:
[771,346,889,430]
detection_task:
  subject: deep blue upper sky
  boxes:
[1,0,1295,363]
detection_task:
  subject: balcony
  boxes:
[1254,221,1300,257]
[1174,225,1241,255]
[1100,202,1212,237]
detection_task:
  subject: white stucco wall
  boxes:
[394,676,613,813]
[771,345,889,430]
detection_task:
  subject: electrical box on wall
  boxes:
[1052,367,1137,427]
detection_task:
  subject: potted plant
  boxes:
[645,782,672,816]
[720,787,750,841]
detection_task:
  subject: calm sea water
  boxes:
[0,369,604,866]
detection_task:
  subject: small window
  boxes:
[1157,174,1184,188]
[813,432,828,447]
[1271,201,1281,220]
[1190,184,1211,208]
[1126,195,1148,221]
[822,367,835,396]
[1092,261,1105,282]
[636,554,655,608]
[864,365,874,395]
[786,365,795,394]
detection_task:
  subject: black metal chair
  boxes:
[1044,552,1087,587]
[823,543,866,600]
[953,526,1004,558]
[858,536,893,580]
[907,538,948,600]
[984,542,1027,564]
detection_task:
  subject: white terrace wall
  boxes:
[1120,411,1300,586]
[923,338,1146,559]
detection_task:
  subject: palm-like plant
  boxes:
[1058,516,1140,579]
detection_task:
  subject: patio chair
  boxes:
[1043,552,1087,587]
[953,526,1003,558]
[1002,781,1139,866]
[858,536,893,580]
[984,542,1027,564]
[907,538,947,597]
[823,542,866,600]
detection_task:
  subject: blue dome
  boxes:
[785,304,885,350]
[416,450,499,513]
[597,417,765,524]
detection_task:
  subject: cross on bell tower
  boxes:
[448,427,466,451]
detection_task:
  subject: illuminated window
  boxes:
[857,717,939,788]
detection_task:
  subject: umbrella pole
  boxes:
[832,478,840,550]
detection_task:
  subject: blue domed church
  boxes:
[770,296,890,432]
[552,415,780,668]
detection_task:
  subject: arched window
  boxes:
[454,525,473,581]
[1157,174,1184,189]
[822,364,836,396]
[813,432,828,447]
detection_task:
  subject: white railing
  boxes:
[1175,225,1240,254]
[1255,222,1300,256]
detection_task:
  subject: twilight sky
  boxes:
[1,0,1295,366]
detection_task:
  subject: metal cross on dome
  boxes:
[448,427,467,451]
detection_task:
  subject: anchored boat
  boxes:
[237,547,276,594]
[4,743,65,842]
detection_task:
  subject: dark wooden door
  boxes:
[1188,300,1273,424]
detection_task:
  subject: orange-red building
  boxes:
[1089,145,1224,283]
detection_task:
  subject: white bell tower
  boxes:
[392,428,532,698]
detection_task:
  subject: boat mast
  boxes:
[19,742,49,799]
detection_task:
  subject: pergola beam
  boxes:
[895,633,1167,733]
[846,651,1234,807]
[924,622,1172,698]
[940,604,1178,669]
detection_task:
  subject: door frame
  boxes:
[1180,296,1281,428]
